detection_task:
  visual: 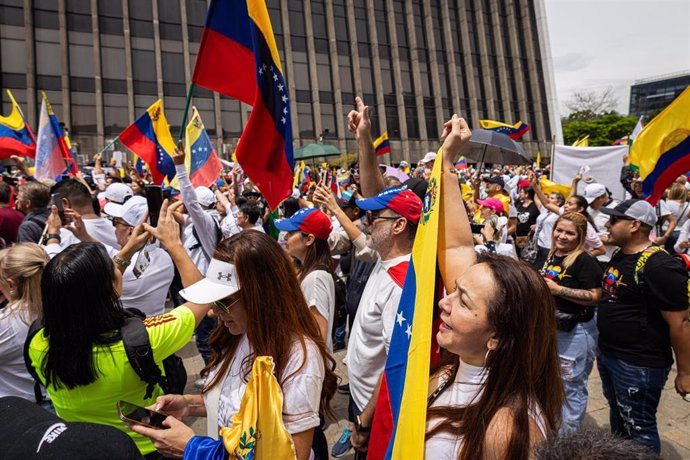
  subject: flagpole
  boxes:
[549,135,556,180]
[178,83,195,142]
[97,137,119,156]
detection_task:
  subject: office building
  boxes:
[629,71,690,119]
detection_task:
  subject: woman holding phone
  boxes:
[27,201,211,459]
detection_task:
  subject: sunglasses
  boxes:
[212,295,241,314]
[350,168,360,175]
[608,215,636,225]
[111,217,131,228]
[365,211,400,225]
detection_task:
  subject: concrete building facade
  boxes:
[1,0,559,164]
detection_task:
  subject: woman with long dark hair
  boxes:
[425,115,563,459]
[26,201,210,458]
[132,231,338,460]
[540,212,602,434]
[276,207,336,351]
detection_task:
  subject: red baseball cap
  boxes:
[355,185,423,224]
[274,207,333,240]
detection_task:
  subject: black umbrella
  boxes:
[462,129,531,165]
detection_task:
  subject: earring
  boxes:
[484,348,492,367]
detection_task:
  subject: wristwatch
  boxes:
[113,255,131,269]
[355,415,370,433]
[43,233,61,244]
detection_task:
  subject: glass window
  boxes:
[101,47,126,80]
[71,92,97,134]
[0,6,24,26]
[297,102,314,139]
[36,41,61,76]
[1,38,26,74]
[320,103,337,137]
[34,10,59,29]
[104,93,129,135]
[220,96,242,137]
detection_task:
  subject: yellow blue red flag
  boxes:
[185,107,223,188]
[191,0,293,209]
[369,148,444,459]
[630,87,690,205]
[118,100,176,185]
[479,119,530,140]
[374,131,391,156]
[0,89,35,158]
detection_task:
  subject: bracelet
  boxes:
[43,233,61,244]
[113,255,131,269]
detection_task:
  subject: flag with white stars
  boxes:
[35,95,68,181]
[190,0,293,209]
[479,119,530,140]
[369,148,445,460]
[185,107,223,188]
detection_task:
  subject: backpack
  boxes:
[189,216,223,260]
[313,265,347,330]
[23,308,187,403]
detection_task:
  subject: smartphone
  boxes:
[132,243,152,279]
[145,185,163,228]
[470,223,484,234]
[117,400,167,430]
[50,193,65,223]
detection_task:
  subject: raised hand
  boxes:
[347,96,371,140]
[440,114,472,162]
[171,144,186,166]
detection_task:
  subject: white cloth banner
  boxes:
[552,145,628,201]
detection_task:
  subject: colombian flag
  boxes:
[479,119,530,140]
[119,100,176,185]
[612,136,630,146]
[0,90,35,159]
[630,87,690,206]
[192,0,293,209]
[185,107,223,188]
[369,149,444,459]
[374,131,391,156]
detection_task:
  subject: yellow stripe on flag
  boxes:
[540,175,571,198]
[246,1,283,75]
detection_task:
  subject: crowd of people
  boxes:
[0,96,688,460]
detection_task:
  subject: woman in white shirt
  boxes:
[428,116,563,459]
[132,231,338,460]
[474,215,517,260]
[0,243,48,401]
[276,207,337,352]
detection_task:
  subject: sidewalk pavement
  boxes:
[179,341,690,459]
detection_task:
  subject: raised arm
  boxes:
[531,173,560,214]
[438,115,475,293]
[347,96,385,197]
[568,173,582,199]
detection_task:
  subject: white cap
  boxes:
[420,152,437,164]
[104,183,133,204]
[104,195,147,227]
[195,186,216,207]
[600,199,658,227]
[583,183,607,204]
[180,258,240,303]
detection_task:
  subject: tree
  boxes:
[565,87,619,121]
[562,112,638,146]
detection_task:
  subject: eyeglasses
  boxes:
[212,296,241,314]
[365,211,401,226]
[111,217,131,228]
[609,216,634,225]
[350,168,360,175]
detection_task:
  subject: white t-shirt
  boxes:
[664,200,690,230]
[84,217,120,249]
[536,209,559,248]
[590,199,619,262]
[210,334,324,435]
[425,361,547,459]
[0,305,36,400]
[347,253,409,411]
[103,244,175,317]
[300,270,335,352]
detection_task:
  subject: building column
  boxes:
[473,0,496,120]
[323,0,347,152]
[455,0,480,126]
[533,0,562,144]
[520,2,547,146]
[384,0,409,161]
[151,0,164,100]
[489,0,512,120]
[57,0,71,128]
[344,0,362,95]
[422,0,444,132]
[303,0,322,140]
[90,0,104,149]
[405,0,428,142]
[505,2,530,141]
[365,0,389,160]
[440,0,462,114]
[122,0,135,121]
[23,0,36,126]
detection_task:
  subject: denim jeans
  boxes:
[597,352,670,453]
[195,315,217,364]
[557,318,598,434]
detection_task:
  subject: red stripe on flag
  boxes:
[190,151,223,188]
[368,374,394,460]
[0,138,36,159]
[192,28,256,106]
[236,99,293,209]
[646,154,690,206]
[119,126,168,185]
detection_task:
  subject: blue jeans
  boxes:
[597,352,670,453]
[557,318,598,434]
[195,315,217,364]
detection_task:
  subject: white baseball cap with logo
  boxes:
[180,258,240,303]
[583,183,607,204]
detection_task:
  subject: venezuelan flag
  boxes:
[0,90,35,159]
[630,87,690,205]
[369,148,444,459]
[185,107,223,188]
[454,156,467,169]
[191,0,293,209]
[35,96,69,181]
[479,119,530,140]
[119,100,177,185]
[374,131,391,156]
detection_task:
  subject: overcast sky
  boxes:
[544,0,690,116]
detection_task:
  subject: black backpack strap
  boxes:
[121,315,164,400]
[634,246,667,333]
[190,216,222,260]
[23,317,46,404]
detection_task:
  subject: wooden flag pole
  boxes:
[178,83,195,142]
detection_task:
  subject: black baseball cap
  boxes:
[486,176,505,188]
[0,396,143,459]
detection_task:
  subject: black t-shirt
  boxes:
[598,248,688,368]
[515,201,540,237]
[540,252,602,315]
